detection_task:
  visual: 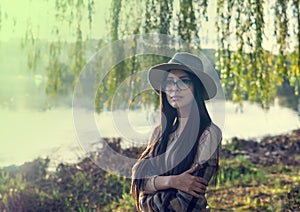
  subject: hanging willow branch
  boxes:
[43,0,300,109]
[44,0,92,97]
[110,0,122,41]
[253,0,268,106]
[274,0,289,85]
[231,0,246,106]
[244,0,257,103]
[216,0,279,108]
[216,0,235,98]
[87,0,94,30]
[290,0,300,95]
[143,0,173,34]
[254,0,275,108]
[215,0,225,74]
[178,0,197,43]
[22,24,41,72]
[21,0,297,109]
[46,41,63,96]
[158,0,173,34]
[70,24,86,84]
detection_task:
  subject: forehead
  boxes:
[167,69,190,78]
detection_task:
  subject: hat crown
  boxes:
[169,52,203,72]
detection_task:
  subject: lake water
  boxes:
[0,100,299,168]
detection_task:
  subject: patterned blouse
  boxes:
[139,123,222,211]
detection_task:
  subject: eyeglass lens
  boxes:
[163,79,191,91]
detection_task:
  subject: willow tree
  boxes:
[97,0,145,111]
[17,0,95,101]
[215,0,276,108]
[104,0,299,109]
[3,0,298,110]
[103,0,213,110]
[291,0,300,95]
[216,0,299,108]
[97,0,176,111]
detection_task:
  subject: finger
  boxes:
[189,191,202,198]
[186,164,199,174]
[192,188,205,195]
[192,182,206,193]
[195,177,208,186]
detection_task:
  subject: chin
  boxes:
[170,102,179,109]
[171,102,187,109]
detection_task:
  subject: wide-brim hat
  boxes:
[148,52,217,100]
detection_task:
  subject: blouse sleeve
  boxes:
[194,123,222,165]
[141,126,161,194]
[148,125,160,144]
[143,176,157,194]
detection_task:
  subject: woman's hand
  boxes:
[149,164,208,198]
[168,164,208,198]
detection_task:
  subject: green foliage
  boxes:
[215,0,300,108]
[0,155,133,211]
[95,54,165,112]
[0,148,299,211]
[275,0,289,84]
[46,42,63,96]
[111,193,135,211]
[110,0,122,40]
[289,0,300,95]
[143,0,174,34]
[21,26,42,72]
[178,0,197,43]
[0,132,299,210]
[3,0,300,109]
[217,156,267,186]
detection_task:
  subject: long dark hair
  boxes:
[131,71,212,210]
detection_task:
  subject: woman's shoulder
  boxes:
[195,122,222,164]
[207,122,222,138]
[149,125,161,142]
[201,122,222,142]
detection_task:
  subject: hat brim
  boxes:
[148,63,217,100]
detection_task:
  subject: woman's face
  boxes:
[164,69,194,111]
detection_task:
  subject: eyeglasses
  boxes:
[162,79,192,91]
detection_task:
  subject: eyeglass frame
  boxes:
[161,78,193,91]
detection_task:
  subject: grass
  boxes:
[0,130,299,211]
[0,156,299,211]
[206,159,300,211]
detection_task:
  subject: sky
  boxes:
[0,0,111,42]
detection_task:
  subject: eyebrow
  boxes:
[166,75,190,80]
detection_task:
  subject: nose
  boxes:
[169,81,180,91]
[170,82,176,90]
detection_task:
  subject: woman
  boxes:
[131,52,222,211]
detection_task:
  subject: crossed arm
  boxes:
[143,123,221,197]
[139,124,221,211]
[144,163,208,198]
[139,159,218,211]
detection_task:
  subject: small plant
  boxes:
[217,155,266,187]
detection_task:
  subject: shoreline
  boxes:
[1,127,300,169]
[2,127,300,170]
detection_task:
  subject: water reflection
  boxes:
[0,100,299,168]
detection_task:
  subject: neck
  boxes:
[177,104,192,118]
[174,116,188,138]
